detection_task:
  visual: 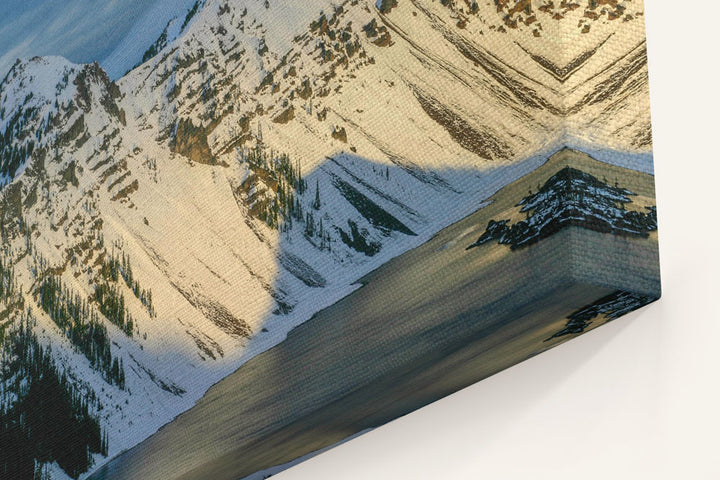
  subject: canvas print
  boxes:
[0,0,659,479]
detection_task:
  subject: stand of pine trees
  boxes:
[240,146,334,250]
[0,95,38,180]
[34,266,125,389]
[0,315,108,480]
[101,252,155,319]
[242,146,308,230]
[1,257,21,326]
[93,282,133,337]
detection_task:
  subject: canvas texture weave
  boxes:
[0,1,658,479]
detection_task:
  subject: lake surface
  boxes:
[89,152,660,480]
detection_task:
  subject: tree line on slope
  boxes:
[100,250,155,319]
[1,258,108,480]
[33,255,126,389]
[240,145,336,250]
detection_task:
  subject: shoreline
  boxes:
[88,148,660,480]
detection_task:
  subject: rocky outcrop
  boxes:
[467,166,657,251]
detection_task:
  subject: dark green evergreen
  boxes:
[101,251,155,319]
[1,315,107,479]
[34,259,125,388]
[242,146,307,229]
[181,1,202,31]
[0,93,39,180]
[312,179,321,210]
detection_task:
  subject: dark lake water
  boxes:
[89,154,660,480]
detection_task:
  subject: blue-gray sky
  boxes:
[0,0,197,79]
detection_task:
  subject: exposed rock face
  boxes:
[0,0,654,477]
[331,125,347,143]
[492,0,643,35]
[467,166,657,250]
[377,0,399,14]
[169,118,216,164]
[272,105,295,124]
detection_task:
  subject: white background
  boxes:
[280,2,720,479]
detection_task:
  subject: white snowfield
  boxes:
[0,1,653,478]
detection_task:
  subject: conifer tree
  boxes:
[312,179,321,210]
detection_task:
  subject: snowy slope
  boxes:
[101,0,204,79]
[0,1,655,478]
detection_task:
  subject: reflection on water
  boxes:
[545,290,657,341]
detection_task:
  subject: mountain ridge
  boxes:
[0,1,654,478]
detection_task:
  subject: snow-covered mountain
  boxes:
[101,0,207,79]
[466,166,658,250]
[0,1,654,478]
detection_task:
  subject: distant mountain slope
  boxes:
[0,1,655,478]
[101,0,205,79]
